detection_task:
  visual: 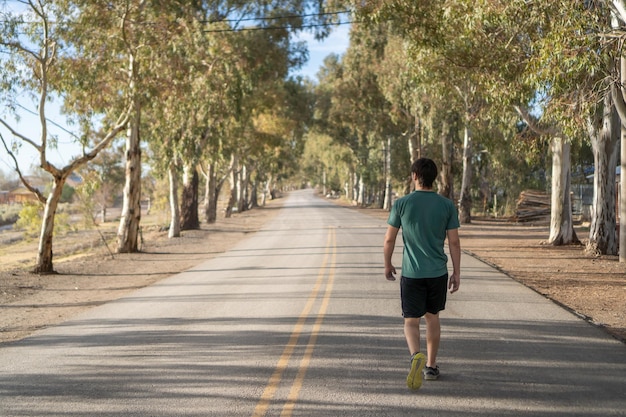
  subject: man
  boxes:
[383,158,461,391]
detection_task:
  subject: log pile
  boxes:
[514,190,551,223]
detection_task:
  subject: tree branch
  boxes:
[0,118,42,151]
[611,81,626,129]
[513,105,561,137]
[65,101,134,173]
[0,133,46,203]
[612,0,626,25]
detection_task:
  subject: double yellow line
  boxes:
[252,228,337,417]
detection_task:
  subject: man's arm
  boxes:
[447,228,461,293]
[383,225,399,281]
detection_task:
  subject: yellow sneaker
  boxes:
[407,352,426,390]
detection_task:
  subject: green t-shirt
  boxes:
[387,190,460,278]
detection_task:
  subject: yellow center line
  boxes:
[280,228,337,417]
[252,229,335,417]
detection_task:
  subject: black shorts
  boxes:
[400,274,448,318]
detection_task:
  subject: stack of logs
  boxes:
[514,190,551,223]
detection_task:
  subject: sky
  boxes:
[0,24,350,177]
[294,24,350,79]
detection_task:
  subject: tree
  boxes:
[56,0,164,253]
[0,0,131,273]
[356,1,502,222]
[522,1,620,255]
[514,106,580,245]
[313,23,402,207]
[608,0,626,262]
[78,144,125,223]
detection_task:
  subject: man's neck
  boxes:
[415,183,434,192]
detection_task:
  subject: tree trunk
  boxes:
[405,118,422,195]
[250,179,259,209]
[168,161,180,239]
[33,178,66,274]
[237,164,247,213]
[357,174,365,206]
[345,169,353,201]
[619,122,626,262]
[203,162,218,224]
[458,124,473,223]
[264,173,273,204]
[587,90,620,255]
[116,100,142,253]
[618,51,626,262]
[225,154,237,218]
[180,164,199,230]
[439,117,454,200]
[547,137,579,245]
[409,113,421,162]
[383,137,392,211]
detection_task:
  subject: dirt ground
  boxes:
[1,195,624,346]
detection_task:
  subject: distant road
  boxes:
[1,189,624,416]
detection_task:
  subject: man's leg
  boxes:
[404,317,426,390]
[404,317,421,355]
[424,312,441,367]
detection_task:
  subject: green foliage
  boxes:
[15,202,44,238]
[300,132,355,193]
[15,202,72,238]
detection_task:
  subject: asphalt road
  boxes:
[1,189,625,417]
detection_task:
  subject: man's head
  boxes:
[411,158,438,189]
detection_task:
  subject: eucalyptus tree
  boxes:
[450,1,584,244]
[355,1,503,223]
[514,1,621,255]
[608,0,626,262]
[247,76,314,204]
[301,131,355,194]
[214,8,319,213]
[433,1,580,244]
[356,0,593,244]
[465,0,623,252]
[0,0,132,273]
[78,144,126,224]
[376,34,462,199]
[314,22,400,206]
[58,0,174,253]
[144,0,341,219]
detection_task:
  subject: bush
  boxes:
[0,205,21,227]
[15,202,72,238]
[15,202,43,237]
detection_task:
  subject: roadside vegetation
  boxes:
[0,0,624,275]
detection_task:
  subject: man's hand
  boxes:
[448,272,460,293]
[385,265,397,281]
[383,225,400,282]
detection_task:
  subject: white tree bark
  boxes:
[586,90,620,255]
[225,154,237,218]
[168,161,180,239]
[383,137,392,211]
[116,101,142,252]
[547,137,578,245]
[35,181,65,273]
[439,117,454,200]
[116,53,142,253]
[458,124,473,223]
[513,105,578,246]
[357,174,365,206]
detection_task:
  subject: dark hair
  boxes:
[411,158,438,188]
